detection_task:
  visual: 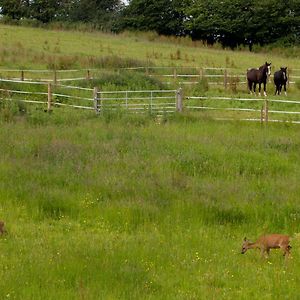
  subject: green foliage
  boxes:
[80,70,165,91]
[0,0,299,48]
[0,0,123,27]
[0,99,26,122]
[191,78,209,94]
[186,0,300,48]
[114,0,188,35]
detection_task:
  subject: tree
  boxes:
[186,0,257,48]
[186,0,300,48]
[67,0,123,30]
[246,0,299,46]
[0,0,30,19]
[114,0,189,36]
[30,0,62,23]
[0,0,123,29]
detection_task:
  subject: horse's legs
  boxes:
[253,83,257,94]
[275,85,278,95]
[283,84,287,96]
[263,82,267,97]
[279,84,282,95]
[248,80,253,94]
[258,83,261,96]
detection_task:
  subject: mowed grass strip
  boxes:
[0,111,300,298]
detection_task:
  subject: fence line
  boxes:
[187,96,300,104]
[0,82,179,113]
[5,66,293,72]
[215,118,300,124]
[54,84,94,91]
[0,78,46,85]
[1,79,300,124]
[0,67,299,88]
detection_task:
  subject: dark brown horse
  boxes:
[247,62,271,96]
[274,67,288,96]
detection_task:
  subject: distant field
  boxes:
[1,25,300,299]
[1,25,300,71]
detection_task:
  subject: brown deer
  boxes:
[241,234,291,258]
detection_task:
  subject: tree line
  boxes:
[1,0,300,49]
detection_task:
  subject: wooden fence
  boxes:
[0,78,181,114]
[1,78,300,124]
[1,66,299,87]
[186,96,300,124]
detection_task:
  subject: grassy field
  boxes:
[0,24,300,71]
[1,25,300,299]
[1,111,300,299]
[1,24,300,124]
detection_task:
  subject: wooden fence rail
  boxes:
[1,66,299,86]
[0,79,179,114]
[186,96,300,124]
[1,78,300,124]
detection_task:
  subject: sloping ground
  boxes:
[0,25,300,71]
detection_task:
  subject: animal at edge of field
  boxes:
[247,62,272,97]
[274,67,288,96]
[0,221,6,235]
[241,234,291,259]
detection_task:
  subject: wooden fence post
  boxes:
[260,105,264,124]
[53,69,57,84]
[176,88,183,113]
[264,99,269,124]
[224,69,228,89]
[174,68,177,80]
[199,68,205,81]
[21,70,24,81]
[86,70,91,80]
[93,87,99,113]
[47,83,52,112]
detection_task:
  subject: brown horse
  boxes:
[274,67,288,96]
[247,62,271,96]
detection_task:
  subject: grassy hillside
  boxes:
[0,25,300,71]
[1,25,300,299]
[1,25,300,124]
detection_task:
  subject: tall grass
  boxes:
[0,109,300,298]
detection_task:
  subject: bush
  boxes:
[0,99,23,122]
[79,70,165,91]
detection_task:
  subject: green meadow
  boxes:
[1,25,300,299]
[0,24,300,71]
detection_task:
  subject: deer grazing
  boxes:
[241,234,291,258]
